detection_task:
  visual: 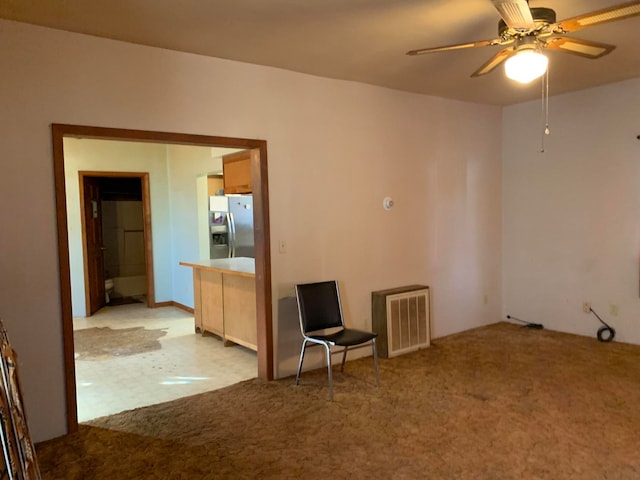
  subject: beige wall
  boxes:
[63,139,172,316]
[0,19,502,441]
[503,77,640,343]
[165,144,232,307]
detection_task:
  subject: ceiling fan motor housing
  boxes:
[499,7,557,36]
[407,1,640,79]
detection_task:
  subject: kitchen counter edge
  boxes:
[179,257,255,278]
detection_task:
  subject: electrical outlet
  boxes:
[278,239,287,254]
[483,294,488,305]
[610,304,619,316]
[582,302,591,313]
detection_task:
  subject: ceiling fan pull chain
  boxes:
[540,67,550,153]
[540,69,545,153]
[545,68,550,137]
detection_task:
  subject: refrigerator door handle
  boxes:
[227,212,236,258]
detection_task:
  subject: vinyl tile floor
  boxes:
[73,303,257,422]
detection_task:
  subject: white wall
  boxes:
[166,144,225,307]
[65,140,231,315]
[503,78,640,343]
[196,175,210,260]
[431,100,503,338]
[63,138,173,316]
[0,19,502,441]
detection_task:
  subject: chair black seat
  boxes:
[295,280,380,400]
[309,328,377,347]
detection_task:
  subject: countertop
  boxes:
[179,257,255,278]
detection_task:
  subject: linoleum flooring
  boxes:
[73,303,256,422]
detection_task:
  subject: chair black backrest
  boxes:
[295,281,345,333]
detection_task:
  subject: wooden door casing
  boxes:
[81,176,106,315]
[53,124,273,434]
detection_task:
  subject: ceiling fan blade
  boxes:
[470,47,516,77]
[406,38,503,56]
[543,36,616,59]
[553,0,640,33]
[491,0,536,30]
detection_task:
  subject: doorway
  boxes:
[52,124,273,433]
[80,173,153,315]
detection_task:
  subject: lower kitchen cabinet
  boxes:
[182,258,257,351]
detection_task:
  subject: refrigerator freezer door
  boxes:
[228,212,236,257]
[209,196,230,259]
[228,195,255,258]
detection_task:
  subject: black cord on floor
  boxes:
[589,308,615,342]
[506,315,544,330]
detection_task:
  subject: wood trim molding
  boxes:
[140,173,155,306]
[77,171,156,310]
[51,124,273,435]
[77,175,92,316]
[165,301,195,314]
[51,125,78,431]
[251,147,273,380]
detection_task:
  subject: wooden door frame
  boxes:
[79,175,106,316]
[52,124,273,434]
[79,171,155,314]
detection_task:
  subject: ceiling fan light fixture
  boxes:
[504,49,548,83]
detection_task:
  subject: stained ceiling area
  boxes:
[0,0,639,105]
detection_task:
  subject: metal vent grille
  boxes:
[387,289,430,357]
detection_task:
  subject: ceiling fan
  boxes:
[407,0,640,83]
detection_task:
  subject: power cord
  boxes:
[506,315,544,330]
[589,308,616,342]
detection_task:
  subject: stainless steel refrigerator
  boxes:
[227,195,255,258]
[209,195,229,259]
[209,195,254,259]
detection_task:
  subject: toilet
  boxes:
[105,278,114,303]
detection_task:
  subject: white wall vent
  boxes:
[372,285,430,358]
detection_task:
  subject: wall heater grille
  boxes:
[372,285,430,358]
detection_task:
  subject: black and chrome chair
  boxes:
[294,280,380,400]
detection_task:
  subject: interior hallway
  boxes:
[73,303,257,422]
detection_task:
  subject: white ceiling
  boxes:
[1,0,639,105]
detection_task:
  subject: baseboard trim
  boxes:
[152,301,173,308]
[166,302,194,313]
[150,300,194,313]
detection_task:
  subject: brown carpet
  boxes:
[37,322,640,479]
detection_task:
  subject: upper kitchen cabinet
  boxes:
[207,175,224,196]
[223,150,252,194]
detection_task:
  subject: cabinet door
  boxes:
[201,270,224,337]
[193,270,203,332]
[222,273,257,350]
[223,150,252,194]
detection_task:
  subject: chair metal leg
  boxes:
[295,339,308,385]
[324,343,334,401]
[340,346,348,372]
[372,338,380,387]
